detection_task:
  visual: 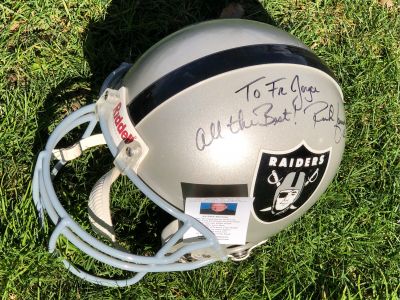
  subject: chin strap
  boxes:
[51,133,119,242]
[88,168,120,243]
[52,134,106,162]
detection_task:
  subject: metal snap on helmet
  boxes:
[33,19,345,287]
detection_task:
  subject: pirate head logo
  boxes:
[252,143,330,223]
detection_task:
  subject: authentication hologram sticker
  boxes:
[184,197,253,245]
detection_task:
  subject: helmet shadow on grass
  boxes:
[84,0,275,91]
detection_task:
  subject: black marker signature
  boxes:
[265,77,287,99]
[303,101,334,128]
[226,103,291,134]
[252,103,292,126]
[226,109,259,134]
[234,76,266,102]
[226,103,291,135]
[196,103,291,150]
[195,121,223,151]
[291,75,320,115]
[196,75,344,151]
[235,76,290,102]
[334,103,346,144]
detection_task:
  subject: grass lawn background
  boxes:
[0,0,399,298]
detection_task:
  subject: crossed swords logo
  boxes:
[259,168,320,214]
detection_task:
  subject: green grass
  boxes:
[1,0,400,298]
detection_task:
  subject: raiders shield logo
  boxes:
[252,143,331,223]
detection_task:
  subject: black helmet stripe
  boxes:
[127,44,336,125]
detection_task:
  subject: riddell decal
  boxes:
[113,102,136,143]
[252,144,330,223]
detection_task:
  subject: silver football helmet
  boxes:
[33,19,345,286]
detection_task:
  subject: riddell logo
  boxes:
[113,102,136,143]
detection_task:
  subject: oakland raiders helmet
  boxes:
[33,19,345,286]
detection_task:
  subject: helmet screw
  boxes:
[126,147,132,157]
[104,91,108,101]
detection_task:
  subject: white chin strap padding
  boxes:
[52,134,106,162]
[89,167,121,242]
